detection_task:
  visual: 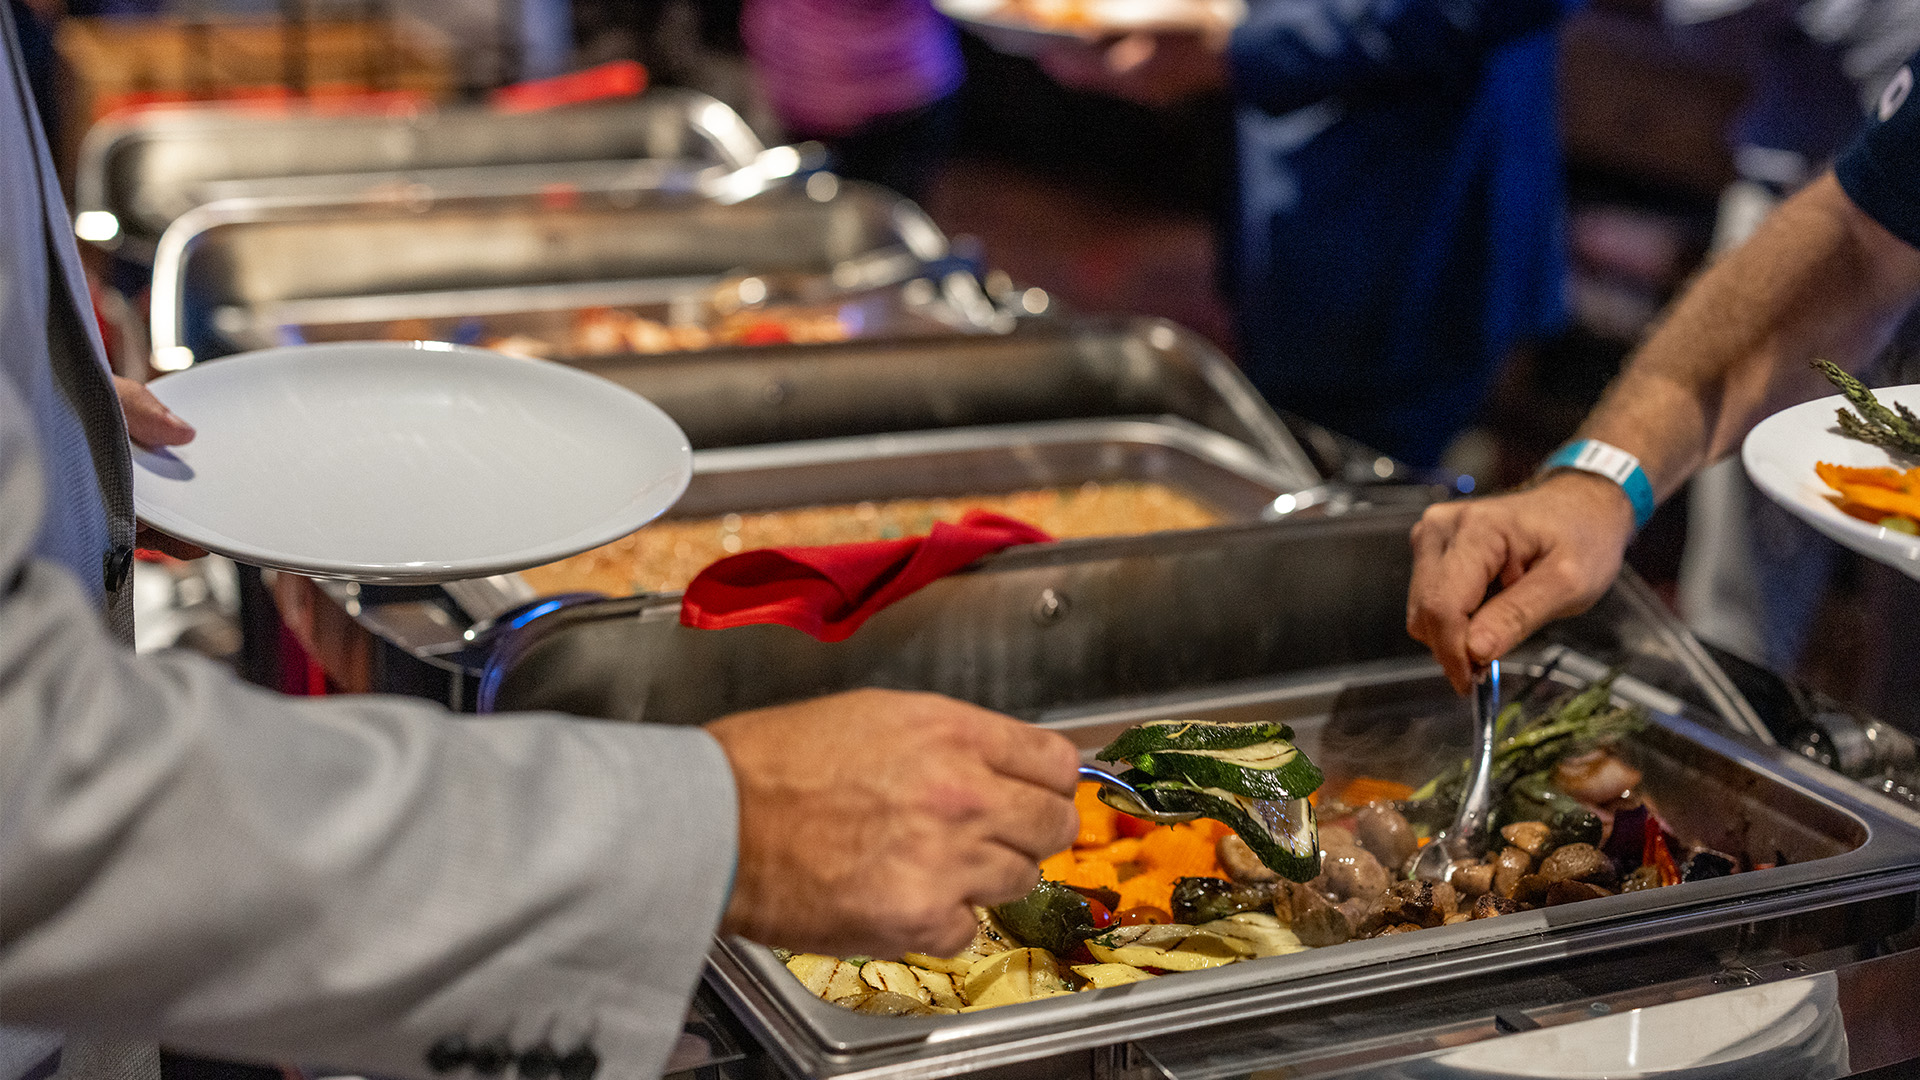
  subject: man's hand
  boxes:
[115,375,194,450]
[1038,31,1228,108]
[115,376,207,559]
[706,688,1080,958]
[1407,473,1636,694]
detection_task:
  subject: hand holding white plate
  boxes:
[1742,384,1920,581]
[132,342,692,583]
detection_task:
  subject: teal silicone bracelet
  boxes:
[1542,440,1656,531]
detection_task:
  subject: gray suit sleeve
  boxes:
[0,380,740,1080]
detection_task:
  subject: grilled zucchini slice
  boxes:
[1133,741,1324,801]
[1099,719,1297,762]
[1134,777,1320,882]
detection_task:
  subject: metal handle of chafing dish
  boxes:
[150,199,242,370]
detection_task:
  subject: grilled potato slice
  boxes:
[1085,924,1243,971]
[1071,962,1159,988]
[860,961,933,1004]
[963,948,1071,1008]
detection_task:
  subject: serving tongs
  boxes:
[1409,657,1501,883]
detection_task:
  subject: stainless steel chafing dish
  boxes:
[299,410,1332,701]
[150,172,964,368]
[278,318,1331,699]
[74,88,765,260]
[482,511,1920,1080]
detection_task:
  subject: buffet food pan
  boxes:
[202,274,985,358]
[478,512,1920,1080]
[281,318,1330,702]
[152,174,954,365]
[323,415,1314,670]
[75,88,764,258]
[566,318,1314,475]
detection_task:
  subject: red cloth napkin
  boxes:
[680,510,1054,642]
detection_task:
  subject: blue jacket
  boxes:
[1227,0,1577,466]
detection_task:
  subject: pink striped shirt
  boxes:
[741,0,963,137]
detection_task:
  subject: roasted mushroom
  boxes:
[1353,804,1419,869]
[1537,843,1618,888]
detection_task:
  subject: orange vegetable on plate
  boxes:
[1815,461,1920,533]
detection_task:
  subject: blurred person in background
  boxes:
[738,0,961,199]
[1037,0,1578,470]
[1664,0,1920,720]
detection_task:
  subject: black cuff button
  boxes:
[102,545,134,593]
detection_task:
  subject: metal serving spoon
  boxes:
[1079,764,1203,824]
[1409,656,1501,883]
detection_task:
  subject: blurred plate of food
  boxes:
[131,341,692,583]
[1743,381,1920,581]
[937,0,1245,54]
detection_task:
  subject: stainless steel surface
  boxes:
[298,318,1328,687]
[210,277,984,355]
[566,318,1319,484]
[151,174,948,363]
[1079,765,1201,824]
[1411,658,1500,882]
[75,88,764,257]
[476,511,1920,1080]
[342,415,1313,669]
[477,508,1761,745]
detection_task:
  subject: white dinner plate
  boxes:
[1741,384,1920,581]
[936,0,1244,56]
[132,341,692,583]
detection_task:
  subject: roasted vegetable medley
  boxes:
[779,676,1761,1014]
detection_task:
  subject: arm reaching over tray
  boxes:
[1409,169,1920,693]
[0,375,1076,1078]
[709,691,1081,959]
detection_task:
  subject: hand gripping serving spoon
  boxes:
[1409,657,1500,883]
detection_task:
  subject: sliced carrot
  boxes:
[1057,857,1122,894]
[1039,848,1079,883]
[1114,870,1181,913]
[1827,481,1920,520]
[1816,462,1913,491]
[1333,776,1416,806]
[1073,782,1121,847]
[1082,837,1143,863]
[1137,823,1220,880]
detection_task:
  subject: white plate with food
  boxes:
[132,341,692,583]
[1742,381,1920,581]
[937,0,1244,55]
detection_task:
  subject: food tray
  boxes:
[74,88,763,259]
[477,512,1920,1080]
[330,415,1312,666]
[564,317,1314,476]
[151,174,953,365]
[205,276,983,358]
[285,317,1330,703]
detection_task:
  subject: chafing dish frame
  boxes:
[150,172,951,365]
[319,414,1322,676]
[75,87,765,260]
